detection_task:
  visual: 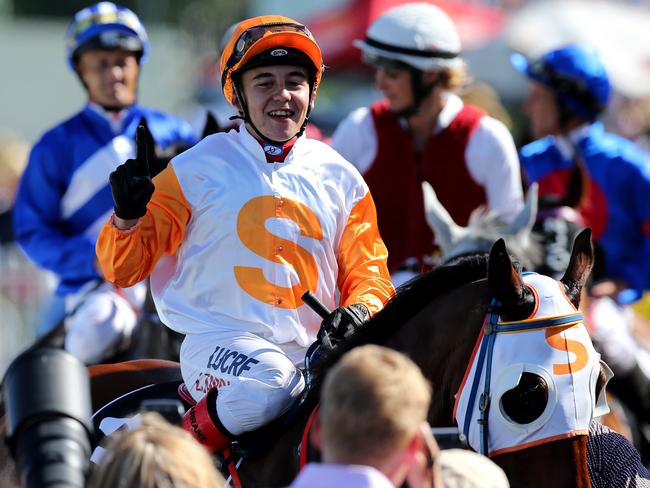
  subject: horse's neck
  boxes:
[494,435,591,488]
[387,279,492,426]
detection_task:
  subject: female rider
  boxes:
[332,3,524,284]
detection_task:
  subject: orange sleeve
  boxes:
[96,165,191,288]
[337,191,395,315]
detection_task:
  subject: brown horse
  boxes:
[2,230,598,488]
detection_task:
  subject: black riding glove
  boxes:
[318,303,370,344]
[138,117,192,178]
[109,125,155,220]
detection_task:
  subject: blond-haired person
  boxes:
[89,412,224,487]
[290,345,442,488]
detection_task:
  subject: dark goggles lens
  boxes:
[527,59,556,81]
[225,22,313,72]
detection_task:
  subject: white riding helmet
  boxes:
[354,2,462,72]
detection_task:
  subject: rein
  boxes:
[463,273,584,455]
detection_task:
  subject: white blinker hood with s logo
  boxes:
[453,273,609,457]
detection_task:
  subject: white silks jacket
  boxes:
[97,127,394,348]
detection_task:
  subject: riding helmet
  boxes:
[65,1,149,70]
[353,2,462,72]
[511,45,611,121]
[220,15,323,106]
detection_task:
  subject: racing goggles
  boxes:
[69,10,143,44]
[224,22,315,73]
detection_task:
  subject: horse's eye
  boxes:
[500,372,548,424]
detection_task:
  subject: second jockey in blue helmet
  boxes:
[65,1,149,111]
[512,44,650,295]
[511,45,610,137]
[13,2,196,365]
[514,45,650,428]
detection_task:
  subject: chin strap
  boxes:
[395,69,440,119]
[100,103,131,113]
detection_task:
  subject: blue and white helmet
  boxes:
[65,2,149,70]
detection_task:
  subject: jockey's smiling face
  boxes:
[525,81,561,139]
[375,67,414,113]
[239,65,311,142]
[77,49,140,109]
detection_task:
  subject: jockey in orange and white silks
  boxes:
[96,15,394,452]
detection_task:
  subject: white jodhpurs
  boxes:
[64,280,146,364]
[180,330,306,436]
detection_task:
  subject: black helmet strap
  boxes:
[393,68,440,119]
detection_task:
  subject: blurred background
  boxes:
[3,0,650,374]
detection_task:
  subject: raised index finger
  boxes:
[134,125,151,177]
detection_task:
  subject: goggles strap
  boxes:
[531,62,603,120]
[364,36,458,59]
[225,22,312,74]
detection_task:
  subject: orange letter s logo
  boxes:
[545,324,590,375]
[234,196,323,309]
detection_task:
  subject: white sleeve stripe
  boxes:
[465,116,524,222]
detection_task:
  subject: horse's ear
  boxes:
[506,183,538,235]
[422,181,461,255]
[201,111,221,139]
[488,238,531,314]
[560,228,594,307]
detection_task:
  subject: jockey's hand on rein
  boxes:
[109,125,155,220]
[318,303,370,345]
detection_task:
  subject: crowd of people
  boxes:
[4,0,650,486]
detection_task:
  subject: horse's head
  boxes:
[487,228,608,417]
[451,228,604,487]
[423,181,542,269]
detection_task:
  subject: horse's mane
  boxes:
[387,253,489,317]
[315,255,490,373]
